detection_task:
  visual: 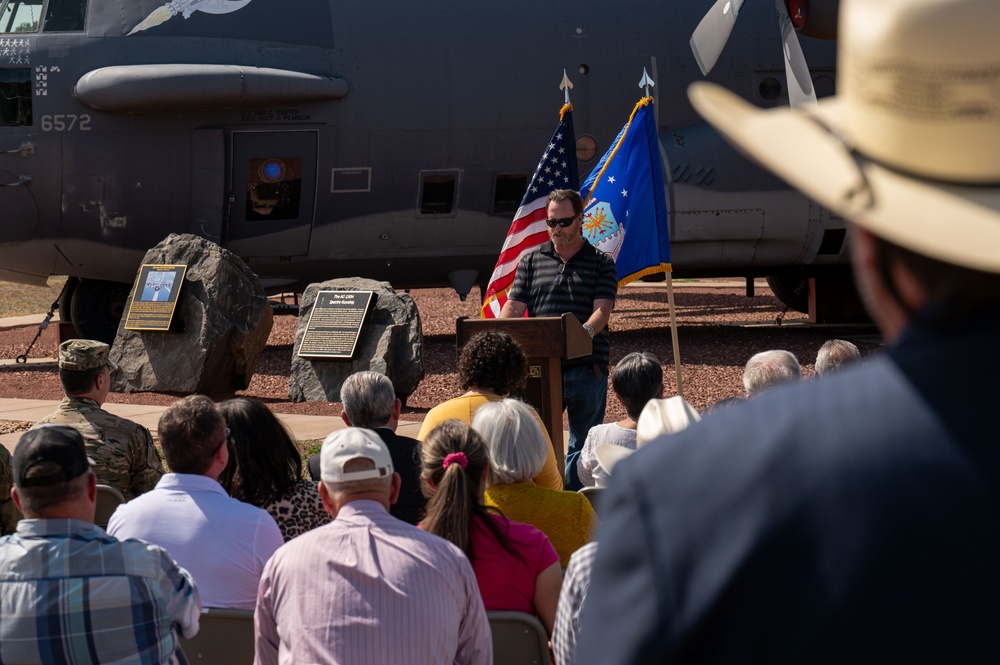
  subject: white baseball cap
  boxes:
[320,428,394,483]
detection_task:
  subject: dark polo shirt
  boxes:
[508,240,618,370]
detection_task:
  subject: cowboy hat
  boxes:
[688,0,1000,274]
[595,396,701,476]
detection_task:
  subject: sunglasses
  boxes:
[545,215,578,228]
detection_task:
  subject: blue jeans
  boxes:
[562,364,608,491]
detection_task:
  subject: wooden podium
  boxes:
[455,314,592,470]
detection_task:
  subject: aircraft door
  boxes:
[226,130,317,258]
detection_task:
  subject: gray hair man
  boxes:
[255,428,491,665]
[578,0,1000,662]
[0,426,200,664]
[307,371,426,524]
[815,339,861,375]
[742,349,802,397]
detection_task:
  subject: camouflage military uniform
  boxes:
[0,445,18,535]
[35,397,163,500]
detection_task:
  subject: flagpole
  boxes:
[665,271,684,397]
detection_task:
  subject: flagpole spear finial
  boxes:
[639,67,655,98]
[560,69,574,105]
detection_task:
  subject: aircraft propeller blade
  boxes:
[775,0,817,107]
[689,0,747,76]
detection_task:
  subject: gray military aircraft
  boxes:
[0,0,840,342]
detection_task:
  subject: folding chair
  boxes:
[94,484,125,528]
[179,608,255,664]
[578,485,604,518]
[488,611,550,665]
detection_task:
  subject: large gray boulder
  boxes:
[289,278,423,402]
[110,233,273,395]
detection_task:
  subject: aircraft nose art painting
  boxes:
[128,0,254,35]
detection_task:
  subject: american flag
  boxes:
[481,104,579,318]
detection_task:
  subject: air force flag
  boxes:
[580,97,671,285]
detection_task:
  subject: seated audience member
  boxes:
[553,541,599,665]
[815,339,862,376]
[256,428,491,665]
[417,330,564,491]
[577,351,663,487]
[306,371,426,525]
[556,397,699,664]
[743,349,801,397]
[420,419,563,634]
[473,399,598,567]
[0,426,200,663]
[34,339,163,499]
[108,395,283,610]
[594,396,702,477]
[219,397,330,541]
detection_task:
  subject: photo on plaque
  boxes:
[297,291,375,359]
[124,264,187,331]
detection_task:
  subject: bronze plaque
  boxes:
[124,264,187,331]
[297,291,375,359]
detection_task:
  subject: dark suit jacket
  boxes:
[308,427,426,526]
[577,313,1000,664]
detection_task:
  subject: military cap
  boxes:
[58,339,116,371]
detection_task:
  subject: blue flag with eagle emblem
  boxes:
[579,96,670,285]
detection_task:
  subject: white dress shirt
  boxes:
[108,473,283,610]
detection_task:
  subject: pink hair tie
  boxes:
[442,452,468,470]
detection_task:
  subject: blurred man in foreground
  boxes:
[579,0,1000,662]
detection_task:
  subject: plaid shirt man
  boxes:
[0,518,200,664]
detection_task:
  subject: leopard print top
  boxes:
[264,479,331,542]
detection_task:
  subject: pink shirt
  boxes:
[470,513,560,615]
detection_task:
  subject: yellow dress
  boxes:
[417,393,564,491]
[485,481,597,567]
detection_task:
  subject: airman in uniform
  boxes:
[34,339,163,499]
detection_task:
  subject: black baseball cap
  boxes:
[13,425,92,488]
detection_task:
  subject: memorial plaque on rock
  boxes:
[124,264,187,331]
[297,291,375,358]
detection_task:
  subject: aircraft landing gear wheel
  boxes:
[766,273,810,314]
[69,279,131,345]
[58,277,79,331]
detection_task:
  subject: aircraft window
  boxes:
[43,0,86,32]
[759,77,782,102]
[0,0,43,33]
[419,172,459,216]
[817,228,846,256]
[814,75,835,99]
[246,157,302,221]
[0,68,32,126]
[492,174,527,214]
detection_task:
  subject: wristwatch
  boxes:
[583,323,595,338]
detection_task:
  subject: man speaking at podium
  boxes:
[500,189,617,490]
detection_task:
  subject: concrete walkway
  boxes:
[0,397,424,454]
